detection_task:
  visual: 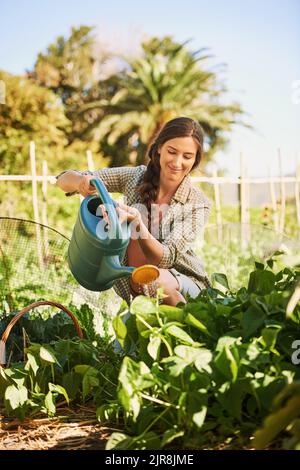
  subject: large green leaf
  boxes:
[39,345,57,364]
[105,432,133,450]
[25,352,39,376]
[112,315,127,348]
[159,305,184,322]
[147,332,161,360]
[62,371,82,400]
[118,357,153,420]
[174,345,212,372]
[216,380,248,421]
[193,406,207,428]
[162,356,190,377]
[45,391,56,416]
[164,325,195,345]
[82,367,99,401]
[4,384,28,410]
[130,296,157,316]
[261,327,281,352]
[214,346,239,382]
[106,431,160,450]
[212,273,230,290]
[241,305,266,338]
[248,269,276,295]
[49,383,69,404]
[185,313,211,336]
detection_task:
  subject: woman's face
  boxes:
[158,136,198,184]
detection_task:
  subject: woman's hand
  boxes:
[98,201,142,228]
[116,202,142,227]
[78,175,98,197]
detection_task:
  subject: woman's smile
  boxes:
[158,137,198,184]
[168,165,183,173]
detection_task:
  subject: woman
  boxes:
[56,117,211,306]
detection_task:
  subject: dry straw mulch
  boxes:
[0,406,282,451]
[0,405,115,450]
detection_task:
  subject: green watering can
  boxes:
[68,178,159,292]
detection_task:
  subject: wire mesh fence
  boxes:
[0,217,122,319]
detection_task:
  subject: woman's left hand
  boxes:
[116,202,142,227]
[98,201,142,228]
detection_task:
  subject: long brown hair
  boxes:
[137,117,204,211]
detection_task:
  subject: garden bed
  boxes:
[0,253,299,450]
[1,407,285,451]
[0,405,111,450]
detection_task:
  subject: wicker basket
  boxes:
[0,301,83,367]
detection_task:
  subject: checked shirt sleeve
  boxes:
[157,202,211,269]
[56,166,141,196]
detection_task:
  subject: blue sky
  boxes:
[1,0,299,177]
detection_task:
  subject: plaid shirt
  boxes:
[57,166,212,304]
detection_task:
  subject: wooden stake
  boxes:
[30,141,43,268]
[86,150,95,172]
[212,167,222,243]
[269,166,279,232]
[42,160,49,257]
[240,153,250,247]
[240,153,246,225]
[278,149,286,233]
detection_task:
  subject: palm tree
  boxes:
[83,36,246,167]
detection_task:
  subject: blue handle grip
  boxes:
[90,178,122,240]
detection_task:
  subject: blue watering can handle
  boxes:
[90,178,122,239]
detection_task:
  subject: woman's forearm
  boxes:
[137,220,164,265]
[56,170,82,193]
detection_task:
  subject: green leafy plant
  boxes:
[0,255,299,450]
[105,256,300,449]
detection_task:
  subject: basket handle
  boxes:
[0,301,84,367]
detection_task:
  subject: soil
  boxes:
[0,405,114,450]
[0,406,283,451]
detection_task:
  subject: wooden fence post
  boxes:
[42,160,49,257]
[240,153,246,224]
[213,167,222,242]
[240,153,250,247]
[30,141,43,267]
[269,166,279,232]
[278,149,286,233]
[86,150,95,172]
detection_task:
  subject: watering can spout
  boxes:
[96,255,134,285]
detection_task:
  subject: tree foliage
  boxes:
[0,70,69,174]
[87,36,246,166]
[1,27,247,172]
[30,25,116,145]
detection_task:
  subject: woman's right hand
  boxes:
[78,175,98,197]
